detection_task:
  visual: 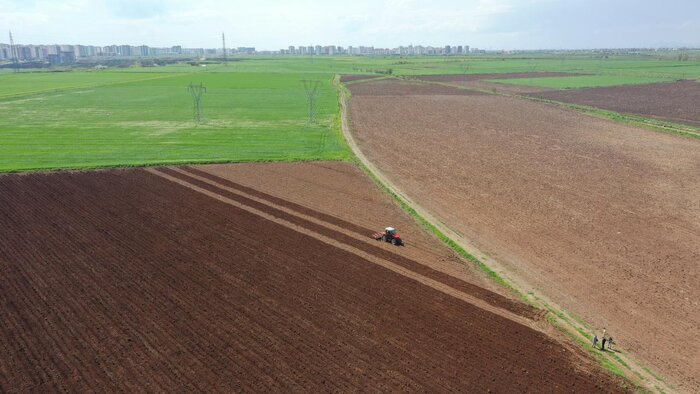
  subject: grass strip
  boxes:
[522,96,700,140]
[0,156,349,175]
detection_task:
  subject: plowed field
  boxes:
[347,79,700,391]
[415,72,584,93]
[529,80,700,127]
[417,72,581,82]
[0,163,623,392]
[348,79,482,96]
[340,75,384,83]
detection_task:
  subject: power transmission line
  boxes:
[301,80,322,124]
[187,83,207,124]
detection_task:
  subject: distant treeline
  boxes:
[352,67,393,75]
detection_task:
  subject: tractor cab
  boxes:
[372,227,404,246]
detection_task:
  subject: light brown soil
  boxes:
[530,80,700,127]
[415,73,584,93]
[0,164,625,392]
[417,72,584,83]
[347,80,700,391]
[348,79,484,96]
[340,74,384,83]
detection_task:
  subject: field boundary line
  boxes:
[335,75,674,393]
[179,166,375,235]
[0,72,192,102]
[173,168,375,240]
[519,95,700,139]
[147,167,541,329]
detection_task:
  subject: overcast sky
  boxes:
[2,0,699,49]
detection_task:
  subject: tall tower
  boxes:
[222,32,227,64]
[9,30,20,73]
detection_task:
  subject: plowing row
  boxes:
[0,165,623,392]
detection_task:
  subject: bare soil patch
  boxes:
[347,82,700,391]
[530,80,700,127]
[348,79,484,96]
[0,163,623,392]
[340,74,384,83]
[415,72,584,94]
[417,72,582,83]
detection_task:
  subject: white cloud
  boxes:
[1,0,698,49]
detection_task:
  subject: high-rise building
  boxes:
[118,45,131,56]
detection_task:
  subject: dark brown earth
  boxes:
[347,79,700,392]
[0,164,625,392]
[529,80,700,127]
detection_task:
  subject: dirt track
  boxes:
[0,164,623,392]
[347,79,700,391]
[530,80,700,127]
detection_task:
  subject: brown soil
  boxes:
[0,164,624,392]
[347,80,700,391]
[529,80,700,127]
[348,79,484,96]
[415,73,584,94]
[340,74,384,83]
[417,72,582,83]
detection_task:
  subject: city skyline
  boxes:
[1,0,699,50]
[5,40,693,66]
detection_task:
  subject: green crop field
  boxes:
[0,68,348,172]
[2,54,699,173]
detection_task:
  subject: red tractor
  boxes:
[372,227,404,246]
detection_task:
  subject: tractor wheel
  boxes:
[391,238,397,245]
[381,235,386,242]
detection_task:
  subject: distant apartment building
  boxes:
[117,45,131,56]
[0,40,484,63]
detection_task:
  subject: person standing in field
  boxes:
[592,335,599,348]
[601,327,607,350]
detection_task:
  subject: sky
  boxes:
[1,0,699,50]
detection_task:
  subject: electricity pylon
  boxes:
[301,80,321,124]
[187,83,207,123]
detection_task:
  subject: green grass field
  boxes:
[2,55,699,173]
[0,68,348,172]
